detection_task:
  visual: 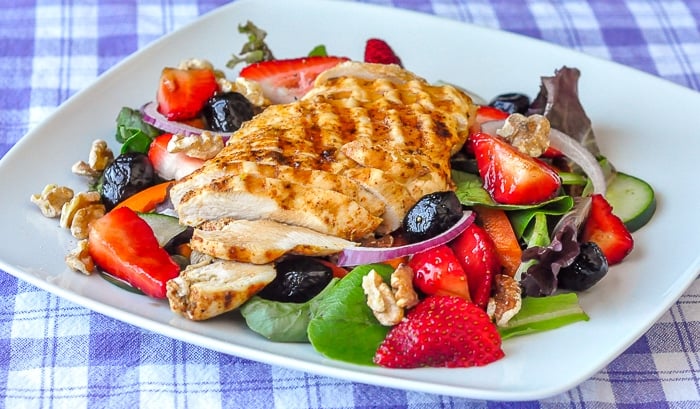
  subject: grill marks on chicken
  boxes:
[176,172,381,240]
[171,62,475,263]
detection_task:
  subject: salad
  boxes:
[30,21,656,369]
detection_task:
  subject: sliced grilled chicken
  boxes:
[191,218,357,264]
[170,61,474,252]
[166,259,276,321]
[170,160,384,217]
[175,172,381,240]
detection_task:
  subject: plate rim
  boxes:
[2,0,700,401]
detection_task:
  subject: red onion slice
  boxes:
[141,101,234,139]
[335,211,475,267]
[479,119,504,137]
[548,128,607,195]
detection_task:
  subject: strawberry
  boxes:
[239,56,349,104]
[408,244,470,300]
[363,38,403,67]
[374,295,504,368]
[156,67,218,121]
[88,207,181,298]
[470,105,510,135]
[147,133,205,180]
[450,223,501,309]
[582,194,634,265]
[469,131,561,205]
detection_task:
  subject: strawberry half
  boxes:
[364,38,403,67]
[450,223,501,309]
[408,244,470,300]
[374,295,505,368]
[469,131,561,205]
[239,56,349,104]
[156,67,219,121]
[88,207,181,298]
[147,133,205,180]
[582,194,634,265]
[156,67,218,121]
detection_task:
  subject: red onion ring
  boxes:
[335,211,475,267]
[141,101,234,140]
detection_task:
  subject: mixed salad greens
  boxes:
[35,21,656,369]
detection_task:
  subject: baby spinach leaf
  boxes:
[240,278,338,343]
[115,106,159,144]
[307,264,394,366]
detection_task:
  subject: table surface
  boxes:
[2,0,700,408]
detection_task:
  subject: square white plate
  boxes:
[2,0,699,401]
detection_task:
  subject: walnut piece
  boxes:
[497,113,551,157]
[72,139,113,178]
[30,184,74,218]
[218,77,269,107]
[65,239,95,275]
[167,131,224,160]
[390,263,419,309]
[487,274,523,326]
[362,269,404,326]
[178,58,215,71]
[70,204,106,239]
[88,139,114,171]
[60,191,105,238]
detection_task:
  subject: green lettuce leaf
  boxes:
[498,292,589,340]
[307,264,394,366]
[240,278,339,343]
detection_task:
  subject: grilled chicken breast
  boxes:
[172,62,475,239]
[166,62,475,320]
[167,259,276,321]
[191,218,357,264]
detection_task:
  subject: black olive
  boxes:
[257,257,333,303]
[557,242,609,291]
[488,93,531,115]
[100,152,155,210]
[202,92,255,132]
[402,191,463,243]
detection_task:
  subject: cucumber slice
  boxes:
[605,172,656,232]
[138,212,188,247]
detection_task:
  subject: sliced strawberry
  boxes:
[147,133,205,180]
[470,105,510,135]
[582,194,634,265]
[374,295,504,368]
[408,245,470,300]
[540,146,563,158]
[364,38,403,66]
[88,207,181,298]
[469,131,561,205]
[239,56,349,104]
[450,223,501,309]
[156,67,218,121]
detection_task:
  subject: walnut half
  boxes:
[30,184,74,218]
[487,274,523,326]
[362,269,404,326]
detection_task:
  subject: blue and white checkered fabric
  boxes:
[2,1,699,407]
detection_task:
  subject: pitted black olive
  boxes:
[202,92,255,132]
[257,257,333,303]
[557,242,609,291]
[488,93,531,115]
[99,152,155,210]
[402,191,463,243]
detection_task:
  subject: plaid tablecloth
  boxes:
[2,0,699,407]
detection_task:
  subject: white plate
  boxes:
[2,0,699,401]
